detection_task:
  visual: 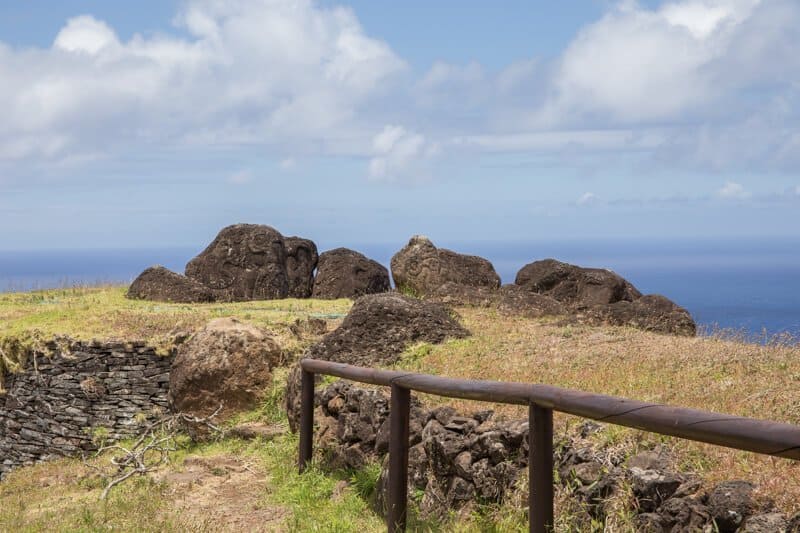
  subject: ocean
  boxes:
[2,238,798,342]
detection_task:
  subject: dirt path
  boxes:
[156,454,287,532]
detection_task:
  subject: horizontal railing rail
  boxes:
[297,358,800,532]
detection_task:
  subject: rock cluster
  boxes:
[515,259,696,335]
[312,248,391,299]
[169,317,284,421]
[0,341,171,479]
[129,224,388,303]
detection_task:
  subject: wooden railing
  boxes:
[297,358,800,532]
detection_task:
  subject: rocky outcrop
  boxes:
[169,318,284,421]
[127,265,217,303]
[515,259,641,308]
[300,293,468,367]
[185,224,290,301]
[390,236,500,296]
[0,340,171,479]
[285,293,469,430]
[311,248,390,299]
[514,259,696,336]
[284,237,318,298]
[583,294,697,336]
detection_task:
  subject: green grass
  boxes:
[0,286,352,388]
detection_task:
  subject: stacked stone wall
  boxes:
[0,341,171,478]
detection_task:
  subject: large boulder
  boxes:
[284,237,318,298]
[391,236,500,296]
[185,224,289,301]
[304,292,469,367]
[311,248,390,299]
[584,294,697,336]
[515,259,641,308]
[127,265,216,303]
[169,317,284,420]
[285,293,469,430]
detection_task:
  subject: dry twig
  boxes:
[92,405,224,500]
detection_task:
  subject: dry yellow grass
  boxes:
[397,307,800,512]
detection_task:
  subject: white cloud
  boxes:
[717,181,751,199]
[368,125,437,180]
[53,15,120,54]
[227,169,252,185]
[540,0,762,125]
[0,0,406,163]
[577,192,598,206]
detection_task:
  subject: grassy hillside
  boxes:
[1,286,799,530]
[0,286,351,387]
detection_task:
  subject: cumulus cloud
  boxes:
[0,0,406,163]
[717,181,751,199]
[2,0,800,185]
[539,0,763,125]
[368,125,437,180]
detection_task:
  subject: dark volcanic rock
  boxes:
[284,237,318,298]
[303,292,469,367]
[169,317,284,424]
[285,293,469,430]
[708,480,757,532]
[515,259,641,307]
[185,224,289,301]
[311,248,390,299]
[127,265,216,303]
[427,282,499,307]
[741,513,789,532]
[585,294,697,336]
[391,236,500,296]
[496,284,566,318]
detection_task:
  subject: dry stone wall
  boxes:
[0,341,172,479]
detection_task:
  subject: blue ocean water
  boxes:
[1,238,798,341]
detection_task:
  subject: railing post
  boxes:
[299,368,314,473]
[529,403,554,533]
[388,383,410,532]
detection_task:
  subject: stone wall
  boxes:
[299,380,800,531]
[0,340,172,479]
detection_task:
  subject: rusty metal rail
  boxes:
[297,358,800,532]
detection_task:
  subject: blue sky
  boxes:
[1,0,799,250]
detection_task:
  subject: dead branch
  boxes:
[92,405,224,500]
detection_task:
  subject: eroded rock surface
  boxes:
[312,248,390,299]
[170,317,284,422]
[391,236,500,296]
[185,224,289,301]
[284,237,318,298]
[302,292,468,367]
[127,265,217,303]
[515,258,641,308]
